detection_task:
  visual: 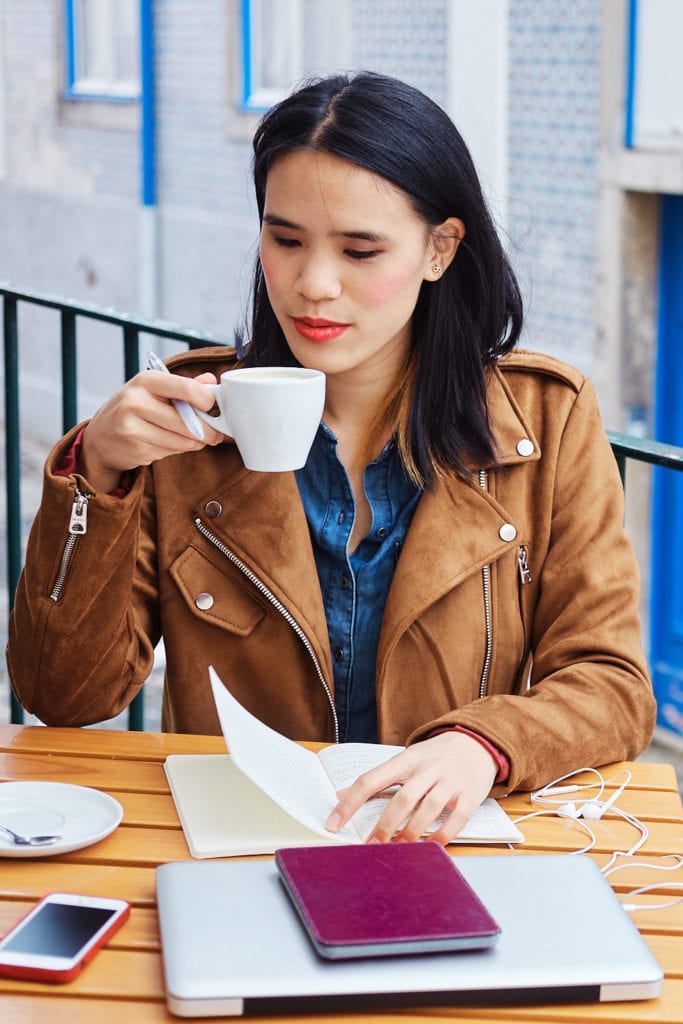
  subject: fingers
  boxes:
[325,764,405,834]
[146,370,220,416]
[326,732,498,846]
[79,371,224,491]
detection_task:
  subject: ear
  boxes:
[424,217,466,281]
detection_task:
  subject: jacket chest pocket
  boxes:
[169,545,267,636]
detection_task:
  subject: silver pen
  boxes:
[146,351,205,440]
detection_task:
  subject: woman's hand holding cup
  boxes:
[80,370,224,493]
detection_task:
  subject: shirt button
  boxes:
[499,523,517,542]
[204,501,223,519]
[376,527,387,538]
[338,511,346,524]
[340,574,348,589]
[516,439,534,457]
[334,647,345,662]
[195,593,214,611]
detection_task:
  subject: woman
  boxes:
[7,72,655,844]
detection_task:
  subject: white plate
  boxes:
[0,781,123,858]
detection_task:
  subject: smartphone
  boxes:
[0,892,130,982]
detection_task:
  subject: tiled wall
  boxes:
[506,0,602,376]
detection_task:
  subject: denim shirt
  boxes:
[295,424,421,742]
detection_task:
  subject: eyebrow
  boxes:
[262,213,389,244]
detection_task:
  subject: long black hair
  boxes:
[241,71,523,485]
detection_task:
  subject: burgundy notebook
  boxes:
[274,843,501,960]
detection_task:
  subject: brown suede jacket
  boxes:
[7,347,656,795]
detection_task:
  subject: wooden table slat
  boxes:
[0,862,158,904]
[0,751,170,792]
[0,724,227,760]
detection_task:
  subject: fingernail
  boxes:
[325,811,341,831]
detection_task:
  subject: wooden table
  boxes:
[1,723,682,1023]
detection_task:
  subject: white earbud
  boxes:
[557,802,580,818]
[581,779,630,820]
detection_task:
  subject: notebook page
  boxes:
[209,667,360,842]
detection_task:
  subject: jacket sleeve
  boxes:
[407,379,657,794]
[6,425,160,726]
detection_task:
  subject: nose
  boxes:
[295,255,342,302]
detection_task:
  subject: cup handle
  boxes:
[195,383,232,435]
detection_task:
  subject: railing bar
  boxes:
[128,691,145,732]
[61,309,78,432]
[613,451,627,490]
[123,325,140,381]
[3,295,24,723]
[122,324,144,730]
[607,430,683,471]
[1,283,227,345]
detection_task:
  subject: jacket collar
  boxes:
[476,363,541,469]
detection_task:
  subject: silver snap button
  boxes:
[499,523,517,542]
[516,439,534,457]
[204,501,223,519]
[195,593,214,611]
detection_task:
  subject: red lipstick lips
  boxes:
[291,317,350,342]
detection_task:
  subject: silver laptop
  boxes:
[156,854,662,1017]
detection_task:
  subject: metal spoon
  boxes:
[0,824,62,846]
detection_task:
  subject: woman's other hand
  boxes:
[325,731,497,845]
[80,371,224,493]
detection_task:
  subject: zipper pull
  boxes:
[68,491,90,535]
[518,545,532,585]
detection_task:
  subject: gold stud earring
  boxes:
[431,263,442,277]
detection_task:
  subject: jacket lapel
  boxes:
[380,363,541,652]
[193,456,333,680]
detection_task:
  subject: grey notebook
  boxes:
[156,853,662,1017]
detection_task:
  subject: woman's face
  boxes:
[259,150,447,385]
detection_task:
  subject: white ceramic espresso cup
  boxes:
[196,367,325,472]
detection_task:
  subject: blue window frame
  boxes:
[64,0,140,103]
[624,0,638,147]
[241,0,350,112]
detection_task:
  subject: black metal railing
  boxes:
[608,430,683,484]
[4,284,683,729]
[2,283,225,728]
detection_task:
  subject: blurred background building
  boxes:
[0,0,682,742]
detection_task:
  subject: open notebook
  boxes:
[164,667,524,858]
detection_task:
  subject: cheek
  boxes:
[259,247,285,296]
[363,262,425,307]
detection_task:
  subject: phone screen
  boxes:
[2,903,117,958]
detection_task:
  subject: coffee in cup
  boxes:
[196,367,325,472]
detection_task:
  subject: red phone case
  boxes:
[275,843,501,959]
[0,894,130,983]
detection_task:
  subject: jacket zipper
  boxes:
[194,517,340,743]
[49,489,91,602]
[478,470,493,699]
[517,545,532,679]
[517,545,532,585]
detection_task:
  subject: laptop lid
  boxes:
[156,854,663,1018]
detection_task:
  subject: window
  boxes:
[625,0,683,150]
[65,0,140,102]
[241,0,351,111]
